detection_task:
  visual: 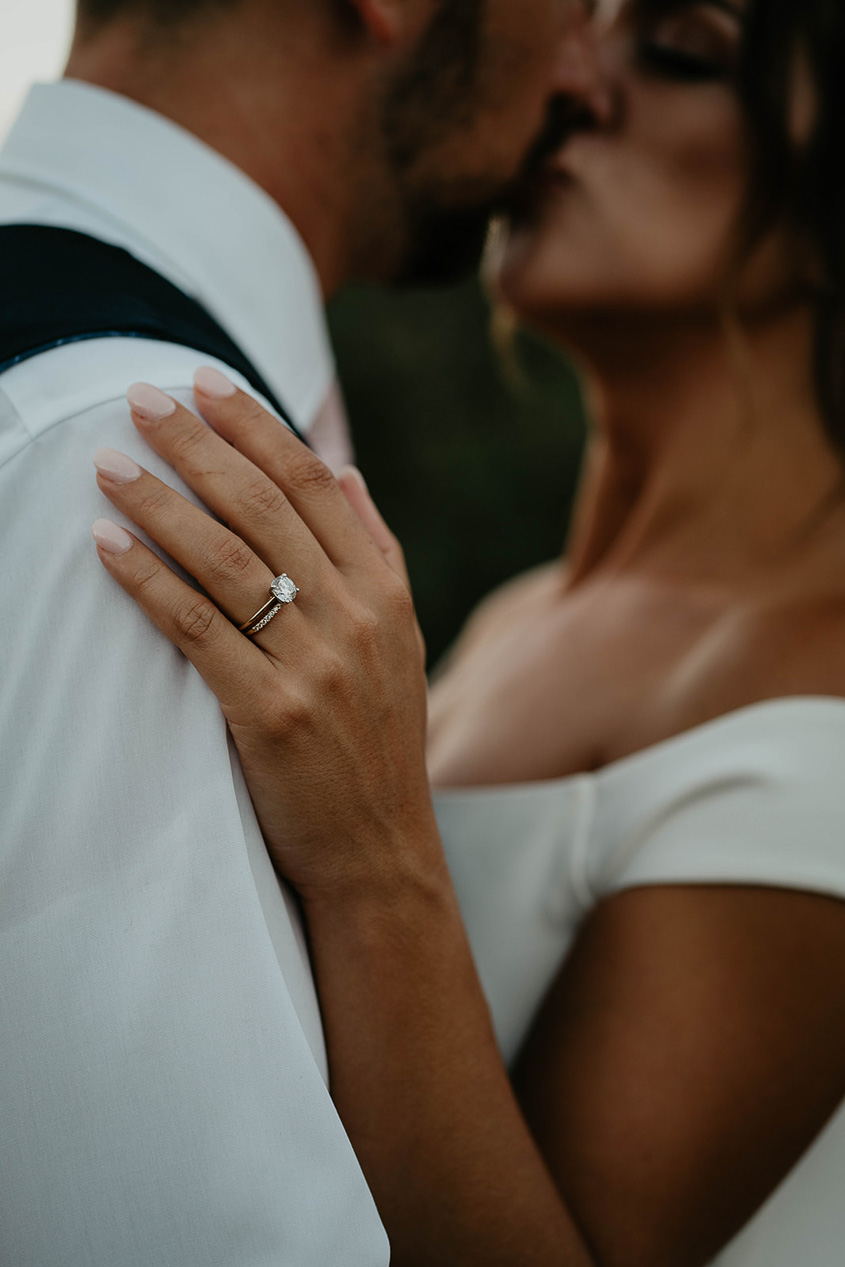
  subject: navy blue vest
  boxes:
[0,224,306,444]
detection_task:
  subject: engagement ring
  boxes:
[240,574,299,637]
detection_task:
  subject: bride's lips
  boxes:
[508,163,576,219]
[538,167,576,188]
[529,151,577,190]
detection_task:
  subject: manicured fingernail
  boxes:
[194,366,237,399]
[93,447,142,484]
[92,518,134,555]
[126,382,177,420]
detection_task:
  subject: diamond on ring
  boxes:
[271,574,299,604]
[239,574,299,638]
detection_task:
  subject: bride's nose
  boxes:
[553,4,617,129]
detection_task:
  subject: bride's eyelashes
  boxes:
[633,2,743,84]
[637,41,733,82]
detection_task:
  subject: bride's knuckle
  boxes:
[132,555,163,595]
[287,451,335,498]
[173,595,219,646]
[385,526,403,556]
[349,604,381,648]
[391,581,416,619]
[271,689,311,737]
[381,576,415,625]
[206,533,255,580]
[233,397,271,433]
[137,481,173,518]
[317,650,347,693]
[239,475,287,520]
[168,420,206,463]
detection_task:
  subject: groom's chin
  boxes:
[394,206,494,288]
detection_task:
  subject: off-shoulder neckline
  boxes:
[431,695,845,799]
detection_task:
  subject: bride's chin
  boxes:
[486,227,593,331]
[489,235,712,347]
[489,256,594,344]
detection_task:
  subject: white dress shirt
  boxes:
[0,81,387,1266]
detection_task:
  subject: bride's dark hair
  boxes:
[740,0,845,446]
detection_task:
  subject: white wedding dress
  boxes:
[434,696,845,1267]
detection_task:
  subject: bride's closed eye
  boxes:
[636,1,744,83]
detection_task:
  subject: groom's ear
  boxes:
[344,0,435,47]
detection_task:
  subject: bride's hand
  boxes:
[92,370,437,903]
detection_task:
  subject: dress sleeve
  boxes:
[0,383,387,1266]
[587,702,845,903]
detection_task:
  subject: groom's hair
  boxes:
[77,0,417,29]
[78,0,237,24]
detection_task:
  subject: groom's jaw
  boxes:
[371,0,600,287]
[67,0,593,293]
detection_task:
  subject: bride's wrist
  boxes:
[299,817,454,922]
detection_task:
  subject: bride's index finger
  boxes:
[191,367,383,574]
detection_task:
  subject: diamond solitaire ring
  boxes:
[270,574,299,605]
[240,574,300,638]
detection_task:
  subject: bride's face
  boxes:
[497,0,798,324]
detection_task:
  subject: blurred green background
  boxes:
[328,278,589,667]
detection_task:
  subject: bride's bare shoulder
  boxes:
[431,561,565,680]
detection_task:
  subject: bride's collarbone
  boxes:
[427,574,845,788]
[427,587,699,785]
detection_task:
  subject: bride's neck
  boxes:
[557,305,845,588]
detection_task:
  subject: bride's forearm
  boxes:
[303,838,593,1267]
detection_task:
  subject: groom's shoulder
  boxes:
[0,341,203,628]
[0,337,207,478]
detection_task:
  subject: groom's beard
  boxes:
[380,0,488,286]
[392,96,581,288]
[378,0,583,287]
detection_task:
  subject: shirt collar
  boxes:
[0,80,335,431]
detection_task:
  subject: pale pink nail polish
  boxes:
[92,519,134,555]
[194,366,237,399]
[93,448,142,484]
[126,382,177,421]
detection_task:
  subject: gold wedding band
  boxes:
[239,598,283,637]
[239,574,300,638]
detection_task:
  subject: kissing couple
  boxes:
[3,1,845,1264]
